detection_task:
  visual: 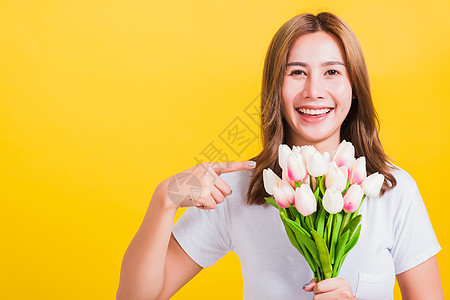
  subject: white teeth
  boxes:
[297,108,331,116]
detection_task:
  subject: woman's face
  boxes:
[281,31,353,152]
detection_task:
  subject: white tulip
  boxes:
[278,144,292,171]
[325,161,348,192]
[333,140,355,170]
[299,145,316,162]
[263,168,282,195]
[294,184,317,216]
[361,172,385,198]
[307,151,327,177]
[350,157,367,185]
[322,187,344,214]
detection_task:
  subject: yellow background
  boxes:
[1,0,449,299]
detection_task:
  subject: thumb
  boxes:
[303,278,317,292]
[210,160,256,175]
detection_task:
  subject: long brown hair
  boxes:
[245,12,397,206]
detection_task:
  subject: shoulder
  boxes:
[378,164,421,208]
[389,165,418,192]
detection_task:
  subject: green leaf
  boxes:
[302,215,310,232]
[298,241,316,273]
[264,197,280,210]
[294,181,301,189]
[334,229,350,273]
[330,212,343,264]
[314,182,320,199]
[289,204,300,220]
[316,207,326,237]
[344,224,362,255]
[280,216,303,254]
[332,252,348,277]
[342,214,362,239]
[310,228,333,279]
[310,210,317,226]
[325,214,334,248]
[283,217,320,266]
[319,175,326,196]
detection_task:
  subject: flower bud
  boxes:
[299,145,315,162]
[287,152,308,182]
[273,180,295,208]
[263,168,282,195]
[325,161,348,192]
[294,184,317,216]
[322,187,344,214]
[343,184,364,213]
[350,157,367,185]
[282,169,295,188]
[322,151,331,163]
[333,140,355,170]
[278,144,292,171]
[361,172,385,198]
[323,187,344,214]
[307,151,327,177]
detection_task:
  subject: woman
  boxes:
[117,12,443,299]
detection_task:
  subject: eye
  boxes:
[325,69,339,76]
[289,70,306,76]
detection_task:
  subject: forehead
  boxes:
[287,31,345,63]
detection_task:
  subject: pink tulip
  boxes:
[273,180,295,208]
[263,168,282,195]
[325,162,348,192]
[333,140,355,170]
[350,157,367,185]
[322,187,344,214]
[287,152,308,182]
[361,172,385,198]
[294,184,317,216]
[278,144,292,171]
[343,184,364,213]
[307,150,327,177]
[282,169,296,188]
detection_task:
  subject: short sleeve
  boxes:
[172,201,233,268]
[390,183,441,274]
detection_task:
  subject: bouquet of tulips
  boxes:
[263,141,384,281]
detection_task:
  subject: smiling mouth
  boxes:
[296,107,333,117]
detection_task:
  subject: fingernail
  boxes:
[302,283,309,289]
[248,161,256,167]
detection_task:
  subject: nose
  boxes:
[301,73,326,99]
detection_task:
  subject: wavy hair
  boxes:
[245,12,397,205]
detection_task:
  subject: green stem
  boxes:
[308,215,315,231]
[339,213,350,239]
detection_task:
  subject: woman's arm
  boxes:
[116,181,202,300]
[396,255,444,300]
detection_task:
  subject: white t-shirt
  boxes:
[172,166,441,299]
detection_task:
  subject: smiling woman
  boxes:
[117,12,444,300]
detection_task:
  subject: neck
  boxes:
[286,132,340,154]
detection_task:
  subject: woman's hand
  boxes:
[303,277,355,299]
[158,161,256,210]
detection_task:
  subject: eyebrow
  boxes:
[286,61,346,67]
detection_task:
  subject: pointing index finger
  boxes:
[211,161,256,175]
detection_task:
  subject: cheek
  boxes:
[281,77,299,101]
[328,79,352,107]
